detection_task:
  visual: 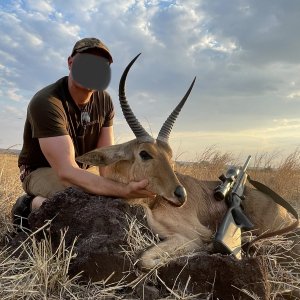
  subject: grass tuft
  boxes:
[1,149,300,299]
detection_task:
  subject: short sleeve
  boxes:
[102,92,115,127]
[29,93,68,138]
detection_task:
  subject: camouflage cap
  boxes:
[71,37,113,63]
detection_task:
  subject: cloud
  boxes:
[7,89,22,102]
[0,0,300,159]
[2,105,24,117]
[0,2,81,94]
[167,117,300,161]
[287,91,300,101]
[26,0,54,14]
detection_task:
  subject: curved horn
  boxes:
[119,53,154,142]
[157,77,196,143]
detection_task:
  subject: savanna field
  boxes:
[0,148,299,299]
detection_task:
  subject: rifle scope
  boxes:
[214,166,240,201]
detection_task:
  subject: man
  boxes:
[12,37,155,229]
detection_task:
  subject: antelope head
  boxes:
[77,54,196,207]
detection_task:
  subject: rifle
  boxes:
[213,155,254,259]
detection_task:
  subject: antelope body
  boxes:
[77,55,296,270]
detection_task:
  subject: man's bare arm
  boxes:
[97,126,114,148]
[39,135,155,199]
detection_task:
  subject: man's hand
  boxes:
[124,179,156,199]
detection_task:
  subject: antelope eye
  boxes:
[139,150,153,161]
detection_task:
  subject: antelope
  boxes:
[77,54,298,270]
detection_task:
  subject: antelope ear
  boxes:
[76,140,135,166]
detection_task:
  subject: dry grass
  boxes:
[175,146,300,210]
[0,148,300,299]
[247,233,300,299]
[0,226,131,299]
[0,152,24,244]
[122,215,213,300]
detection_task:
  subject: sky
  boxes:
[1,0,300,163]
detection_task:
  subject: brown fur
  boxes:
[77,139,297,270]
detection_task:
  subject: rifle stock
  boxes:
[213,156,254,259]
[214,208,242,259]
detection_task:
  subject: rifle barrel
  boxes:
[241,155,251,172]
[232,155,251,194]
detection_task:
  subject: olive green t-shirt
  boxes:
[18,76,114,169]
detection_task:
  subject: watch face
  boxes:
[71,53,111,91]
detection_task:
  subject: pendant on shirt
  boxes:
[81,111,90,126]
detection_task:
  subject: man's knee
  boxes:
[23,167,67,198]
[31,196,47,211]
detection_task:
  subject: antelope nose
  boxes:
[174,185,187,204]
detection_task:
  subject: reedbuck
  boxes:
[77,54,298,270]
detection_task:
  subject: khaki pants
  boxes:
[22,167,99,198]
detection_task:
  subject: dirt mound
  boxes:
[10,187,269,299]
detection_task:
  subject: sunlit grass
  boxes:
[0,148,299,299]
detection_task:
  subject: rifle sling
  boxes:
[246,176,299,254]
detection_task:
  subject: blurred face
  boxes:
[68,50,111,91]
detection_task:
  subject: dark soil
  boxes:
[9,187,270,299]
